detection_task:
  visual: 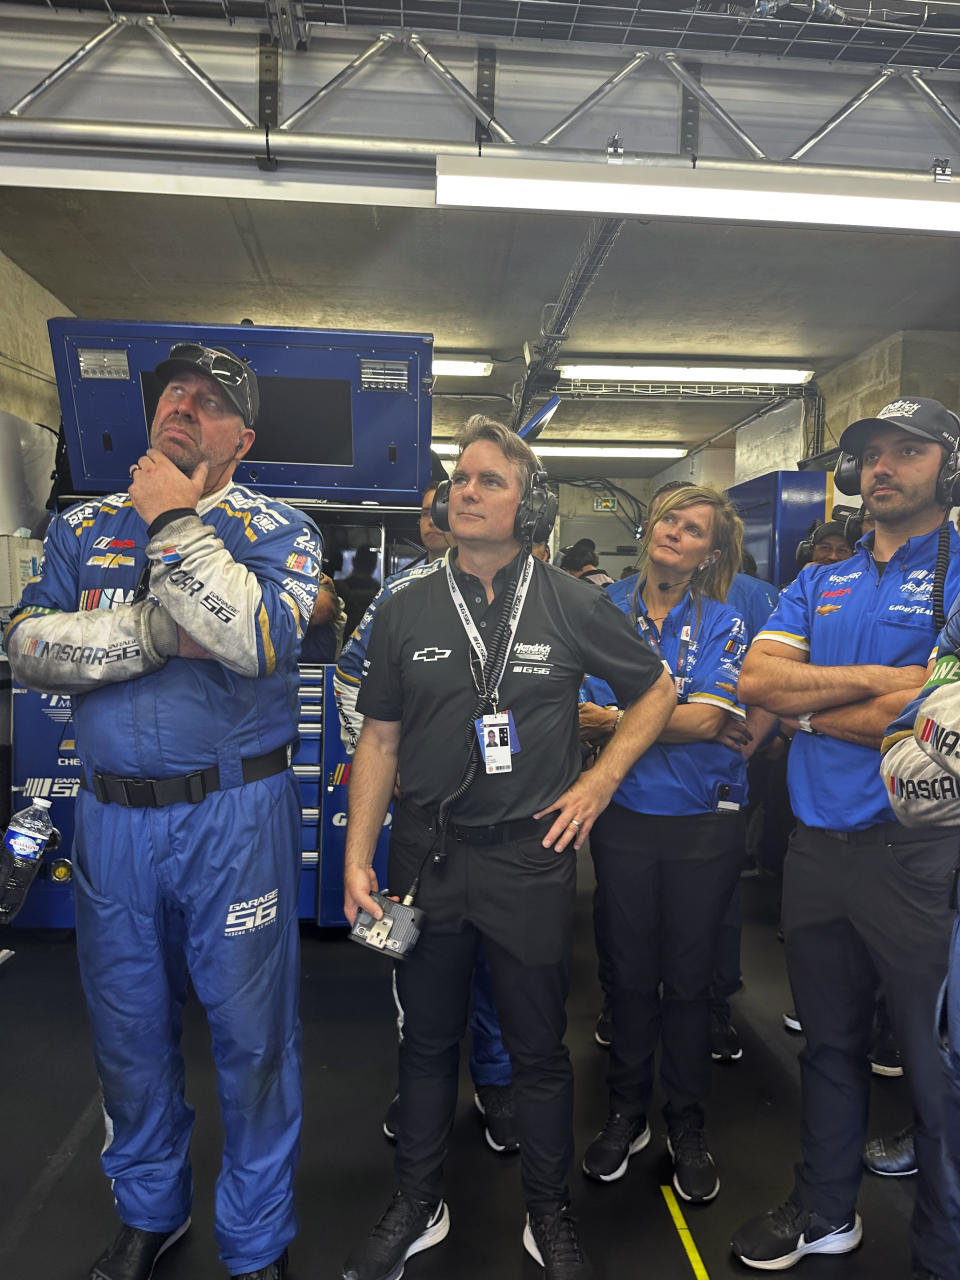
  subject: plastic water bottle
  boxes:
[0,798,54,923]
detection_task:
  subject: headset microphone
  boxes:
[658,576,694,592]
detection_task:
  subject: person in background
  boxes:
[337,545,381,638]
[808,520,854,567]
[334,487,520,1157]
[579,485,748,1204]
[558,538,614,587]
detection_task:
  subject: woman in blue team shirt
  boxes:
[579,484,748,1206]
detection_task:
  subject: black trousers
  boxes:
[783,820,960,1278]
[589,803,744,1128]
[388,802,577,1214]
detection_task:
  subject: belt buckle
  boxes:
[90,772,107,804]
[120,777,157,808]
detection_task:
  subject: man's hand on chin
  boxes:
[130,452,208,526]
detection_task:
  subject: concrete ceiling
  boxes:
[2,184,960,478]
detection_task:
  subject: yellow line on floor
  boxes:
[660,1185,711,1280]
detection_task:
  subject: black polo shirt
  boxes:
[358,551,664,824]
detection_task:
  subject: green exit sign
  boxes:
[593,496,618,512]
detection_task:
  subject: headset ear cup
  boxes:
[432,480,451,532]
[795,538,814,568]
[937,450,960,507]
[514,471,557,545]
[833,452,862,497]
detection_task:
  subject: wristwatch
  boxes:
[796,712,821,735]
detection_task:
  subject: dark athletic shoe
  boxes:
[863,1127,917,1177]
[88,1220,190,1280]
[523,1204,594,1279]
[710,1007,743,1063]
[342,1192,449,1280]
[232,1250,288,1279]
[667,1126,720,1203]
[731,1198,862,1270]
[474,1084,520,1153]
[582,1112,650,1182]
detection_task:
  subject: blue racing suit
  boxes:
[5,481,321,1275]
[334,554,511,1091]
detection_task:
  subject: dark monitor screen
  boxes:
[140,372,354,466]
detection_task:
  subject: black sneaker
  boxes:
[582,1112,650,1182]
[869,1025,904,1077]
[731,1198,862,1270]
[667,1126,720,1203]
[782,1009,802,1033]
[232,1251,288,1279]
[342,1192,449,1280]
[523,1204,594,1279]
[88,1220,191,1280]
[383,1092,400,1142]
[863,1126,917,1177]
[594,1005,612,1049]
[474,1084,520,1153]
[710,1007,743,1063]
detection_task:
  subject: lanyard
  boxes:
[446,553,534,708]
[634,599,693,698]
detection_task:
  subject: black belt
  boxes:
[402,801,551,846]
[81,744,292,808]
[803,819,958,846]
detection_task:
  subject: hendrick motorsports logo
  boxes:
[514,642,551,661]
[413,648,451,662]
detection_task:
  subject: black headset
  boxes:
[834,424,960,507]
[795,522,822,568]
[432,468,558,547]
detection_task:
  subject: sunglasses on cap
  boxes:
[166,343,250,387]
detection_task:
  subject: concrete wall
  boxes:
[0,247,71,426]
[818,330,960,447]
[652,447,736,493]
[555,477,648,578]
[734,400,806,485]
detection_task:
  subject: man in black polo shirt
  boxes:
[340,416,674,1280]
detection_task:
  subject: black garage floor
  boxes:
[0,861,917,1280]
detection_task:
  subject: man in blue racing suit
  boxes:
[4,343,321,1280]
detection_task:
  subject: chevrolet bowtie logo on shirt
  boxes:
[413,647,452,662]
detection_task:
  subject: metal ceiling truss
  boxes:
[6,0,960,70]
[3,10,960,175]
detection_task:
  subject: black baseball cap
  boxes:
[838,396,960,456]
[154,342,259,428]
[811,520,849,547]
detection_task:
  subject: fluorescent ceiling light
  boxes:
[558,364,814,385]
[436,155,960,235]
[432,442,687,459]
[432,356,494,377]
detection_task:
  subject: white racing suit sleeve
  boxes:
[332,672,362,754]
[881,733,960,827]
[145,512,319,678]
[5,599,176,694]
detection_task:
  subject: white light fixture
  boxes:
[558,363,814,385]
[432,442,687,459]
[436,155,960,235]
[432,356,494,377]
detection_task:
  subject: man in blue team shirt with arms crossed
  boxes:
[731,398,960,1279]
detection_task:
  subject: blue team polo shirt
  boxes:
[755,523,960,830]
[584,576,749,816]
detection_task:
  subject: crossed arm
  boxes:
[738,640,930,749]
